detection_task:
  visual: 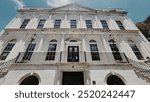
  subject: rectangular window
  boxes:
[90,44,100,60]
[54,19,61,28]
[86,20,93,28]
[46,44,57,61]
[130,44,144,60]
[68,46,79,62]
[116,21,125,30]
[100,20,109,30]
[0,43,15,60]
[71,20,77,28]
[22,43,36,61]
[37,19,46,29]
[109,44,123,61]
[20,19,30,29]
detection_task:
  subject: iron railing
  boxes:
[128,58,150,82]
[0,57,17,77]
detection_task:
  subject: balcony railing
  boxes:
[15,51,129,64]
[0,57,17,77]
[128,58,150,82]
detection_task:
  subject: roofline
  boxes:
[17,3,127,15]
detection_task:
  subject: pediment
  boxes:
[50,3,96,12]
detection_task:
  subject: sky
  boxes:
[0,0,150,31]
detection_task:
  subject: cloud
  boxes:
[46,0,72,7]
[12,0,25,8]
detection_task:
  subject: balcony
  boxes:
[14,51,129,65]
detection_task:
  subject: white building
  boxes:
[0,4,150,85]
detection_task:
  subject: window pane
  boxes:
[101,20,109,30]
[20,19,30,29]
[71,20,77,28]
[90,44,100,60]
[129,43,144,60]
[109,40,123,61]
[54,19,61,28]
[46,44,57,61]
[23,43,36,61]
[37,19,46,29]
[116,21,125,30]
[86,20,93,28]
[0,43,15,60]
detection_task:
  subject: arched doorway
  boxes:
[106,75,125,85]
[20,75,39,85]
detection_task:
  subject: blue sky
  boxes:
[0,0,150,31]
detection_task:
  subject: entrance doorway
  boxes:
[68,46,79,62]
[62,72,84,85]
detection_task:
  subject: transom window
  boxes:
[20,19,30,29]
[89,40,100,61]
[54,19,61,28]
[86,20,93,28]
[128,40,144,60]
[37,19,46,29]
[70,20,77,28]
[0,39,16,60]
[70,40,77,42]
[109,39,123,61]
[22,43,36,61]
[46,39,57,61]
[101,20,109,30]
[116,21,125,30]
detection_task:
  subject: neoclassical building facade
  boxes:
[0,4,150,85]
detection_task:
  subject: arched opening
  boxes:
[50,39,57,42]
[20,75,39,85]
[89,40,96,43]
[107,75,125,85]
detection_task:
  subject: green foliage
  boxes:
[136,16,150,41]
[144,16,150,24]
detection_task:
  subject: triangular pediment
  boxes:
[50,3,96,12]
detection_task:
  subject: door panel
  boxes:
[62,72,84,85]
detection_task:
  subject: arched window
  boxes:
[20,75,39,85]
[89,40,100,61]
[107,75,125,85]
[0,39,16,60]
[128,40,144,60]
[46,39,57,60]
[108,39,122,61]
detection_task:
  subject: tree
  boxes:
[136,16,150,41]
